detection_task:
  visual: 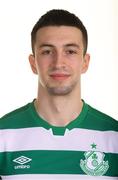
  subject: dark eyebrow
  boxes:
[64,43,80,48]
[39,44,54,48]
[39,43,80,49]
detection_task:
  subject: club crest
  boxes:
[80,143,109,176]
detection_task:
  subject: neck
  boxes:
[34,86,83,126]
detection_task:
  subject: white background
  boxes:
[0,0,118,119]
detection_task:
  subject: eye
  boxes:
[66,49,77,54]
[41,50,52,55]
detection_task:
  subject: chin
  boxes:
[46,86,74,96]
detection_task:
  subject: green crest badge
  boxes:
[80,143,109,176]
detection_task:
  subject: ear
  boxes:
[81,53,90,74]
[28,54,38,74]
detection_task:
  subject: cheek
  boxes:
[70,61,82,73]
[36,60,50,76]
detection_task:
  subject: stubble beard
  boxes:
[39,67,80,96]
[45,80,78,96]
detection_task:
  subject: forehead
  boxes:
[35,26,83,47]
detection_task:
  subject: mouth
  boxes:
[49,74,71,81]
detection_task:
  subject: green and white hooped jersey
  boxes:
[0,100,118,180]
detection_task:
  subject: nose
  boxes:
[53,51,66,68]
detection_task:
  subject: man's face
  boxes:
[29,26,90,96]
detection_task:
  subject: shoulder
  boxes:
[0,102,32,129]
[86,103,118,131]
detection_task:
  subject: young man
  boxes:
[0,9,118,180]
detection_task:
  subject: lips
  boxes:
[49,73,70,80]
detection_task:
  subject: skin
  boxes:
[29,26,90,126]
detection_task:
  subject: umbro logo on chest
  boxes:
[13,156,32,169]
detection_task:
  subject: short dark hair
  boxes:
[31,9,88,55]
